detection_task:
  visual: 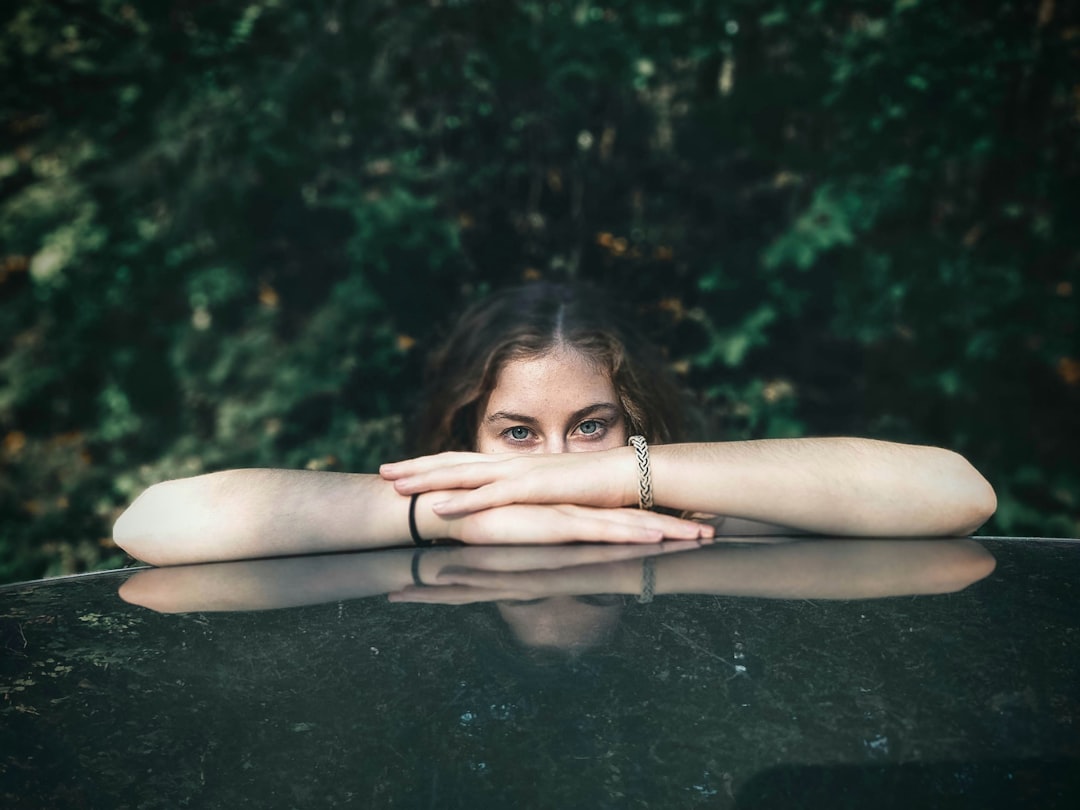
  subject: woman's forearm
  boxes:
[113,469,414,566]
[649,439,997,537]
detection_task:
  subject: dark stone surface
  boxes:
[1,538,1078,809]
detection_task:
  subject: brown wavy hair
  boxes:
[411,282,686,454]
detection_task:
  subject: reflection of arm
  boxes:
[119,549,416,613]
[119,544,686,613]
[392,539,998,603]
[643,539,996,600]
[113,470,412,566]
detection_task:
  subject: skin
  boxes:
[121,539,997,613]
[475,347,629,455]
[383,349,997,538]
[111,349,708,566]
[114,345,998,655]
[113,347,996,567]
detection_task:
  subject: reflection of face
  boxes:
[476,348,628,454]
[496,596,624,651]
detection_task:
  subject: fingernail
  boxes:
[432,501,451,514]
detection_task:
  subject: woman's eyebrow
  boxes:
[569,402,622,422]
[485,411,540,425]
[485,402,621,425]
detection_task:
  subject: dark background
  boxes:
[1,0,1077,583]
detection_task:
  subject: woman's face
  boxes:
[475,347,628,453]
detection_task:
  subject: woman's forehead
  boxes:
[485,349,617,415]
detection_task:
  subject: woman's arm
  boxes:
[113,469,709,566]
[648,439,996,536]
[382,438,998,537]
[112,469,409,566]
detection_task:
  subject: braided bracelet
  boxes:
[627,435,654,510]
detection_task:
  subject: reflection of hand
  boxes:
[389,542,689,604]
[387,572,609,605]
[445,502,711,544]
[382,449,637,516]
[422,541,693,576]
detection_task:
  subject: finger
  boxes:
[432,570,525,589]
[659,539,706,553]
[447,539,700,574]
[445,544,645,573]
[513,540,699,566]
[386,586,519,604]
[465,526,662,546]
[569,507,705,541]
[617,510,712,540]
[449,546,551,571]
[393,465,507,497]
[429,483,518,515]
[379,452,493,480]
[565,516,666,544]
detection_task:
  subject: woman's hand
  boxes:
[442,502,712,545]
[381,449,639,516]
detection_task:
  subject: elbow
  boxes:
[112,488,153,564]
[112,481,175,566]
[963,479,997,536]
[112,470,251,566]
[944,452,997,536]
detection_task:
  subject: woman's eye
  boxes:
[507,426,531,441]
[578,420,601,436]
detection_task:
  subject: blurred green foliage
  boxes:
[1,0,1078,582]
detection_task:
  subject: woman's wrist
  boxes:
[413,489,466,542]
[644,442,717,514]
[615,444,644,507]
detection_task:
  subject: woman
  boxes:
[113,283,996,566]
